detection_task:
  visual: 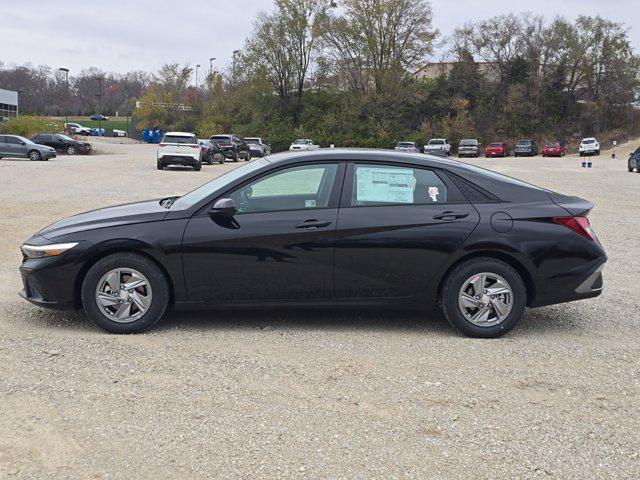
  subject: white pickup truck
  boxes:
[424,138,452,156]
[157,132,202,171]
[65,122,92,135]
[289,139,319,151]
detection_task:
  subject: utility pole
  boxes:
[209,57,216,78]
[96,77,103,134]
[59,67,69,123]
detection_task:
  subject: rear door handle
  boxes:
[294,219,332,229]
[433,211,469,221]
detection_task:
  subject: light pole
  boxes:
[232,50,240,86]
[95,76,103,134]
[59,67,69,123]
[209,57,216,77]
[195,64,201,90]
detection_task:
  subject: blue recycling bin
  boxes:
[142,129,150,142]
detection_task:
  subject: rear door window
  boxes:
[349,163,451,206]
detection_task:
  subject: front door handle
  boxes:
[294,219,332,229]
[433,211,469,221]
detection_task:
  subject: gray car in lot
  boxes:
[0,134,57,161]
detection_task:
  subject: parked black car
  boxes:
[628,146,640,172]
[210,134,251,162]
[30,134,92,155]
[514,140,539,157]
[197,139,224,164]
[18,149,606,338]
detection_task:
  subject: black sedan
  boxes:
[30,134,92,155]
[18,150,606,337]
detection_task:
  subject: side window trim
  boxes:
[340,161,468,208]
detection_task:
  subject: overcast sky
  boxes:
[1,0,638,76]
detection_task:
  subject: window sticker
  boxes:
[427,186,439,202]
[305,199,316,208]
[356,167,415,203]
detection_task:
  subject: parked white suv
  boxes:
[65,122,92,135]
[289,139,319,151]
[157,132,202,171]
[579,137,600,156]
[424,138,451,156]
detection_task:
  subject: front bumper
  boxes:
[41,150,57,159]
[515,149,534,156]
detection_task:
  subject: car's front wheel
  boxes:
[81,252,170,333]
[28,150,42,161]
[440,257,526,338]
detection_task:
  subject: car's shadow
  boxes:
[19,302,586,337]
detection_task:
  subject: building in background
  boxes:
[0,88,19,119]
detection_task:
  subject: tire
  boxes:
[194,162,202,171]
[28,150,41,161]
[66,145,76,155]
[81,252,170,333]
[596,150,600,156]
[156,161,163,170]
[579,152,584,157]
[245,151,251,161]
[233,152,239,162]
[440,257,526,338]
[218,156,224,164]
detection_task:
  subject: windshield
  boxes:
[582,139,596,144]
[516,140,531,146]
[59,134,74,141]
[211,135,232,142]
[163,135,196,144]
[245,138,259,144]
[429,139,445,145]
[171,158,270,209]
[294,139,311,144]
[545,143,560,147]
[460,139,478,146]
[489,143,503,147]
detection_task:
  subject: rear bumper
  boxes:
[530,257,606,308]
[158,155,200,166]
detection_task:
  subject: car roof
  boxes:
[165,131,195,136]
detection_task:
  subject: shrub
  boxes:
[0,116,62,138]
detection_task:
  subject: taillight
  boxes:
[554,216,595,241]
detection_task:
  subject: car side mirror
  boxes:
[209,198,236,218]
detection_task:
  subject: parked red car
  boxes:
[542,142,566,157]
[485,142,509,157]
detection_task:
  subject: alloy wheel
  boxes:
[95,268,152,323]
[458,272,513,327]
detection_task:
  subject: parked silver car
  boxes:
[245,137,271,157]
[0,134,57,161]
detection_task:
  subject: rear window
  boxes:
[396,142,415,147]
[516,140,531,146]
[211,135,232,142]
[489,143,503,147]
[429,139,445,145]
[245,138,259,144]
[460,139,478,146]
[163,135,196,144]
[582,139,596,144]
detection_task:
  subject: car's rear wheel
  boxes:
[67,145,76,155]
[28,150,41,161]
[156,161,164,170]
[81,252,170,333]
[194,162,202,171]
[441,257,526,338]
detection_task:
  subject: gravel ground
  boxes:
[0,142,638,479]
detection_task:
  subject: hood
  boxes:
[37,199,169,240]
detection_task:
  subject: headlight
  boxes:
[21,242,78,259]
